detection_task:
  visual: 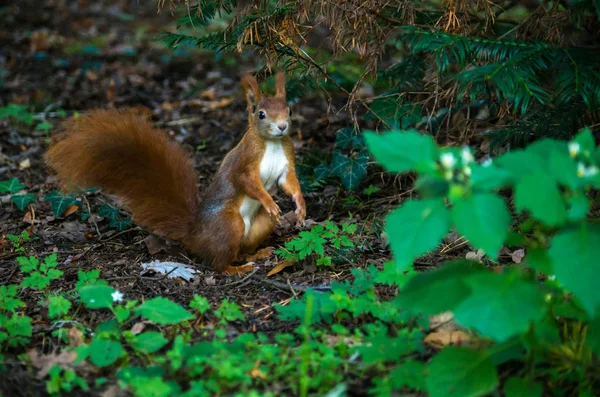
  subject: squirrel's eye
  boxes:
[289,108,292,117]
[258,111,266,120]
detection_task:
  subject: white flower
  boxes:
[568,142,580,158]
[111,290,124,303]
[577,162,586,178]
[463,166,472,176]
[481,158,493,167]
[585,165,598,177]
[461,147,474,164]
[440,153,457,169]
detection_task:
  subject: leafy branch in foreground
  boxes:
[364,126,600,396]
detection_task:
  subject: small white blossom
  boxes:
[463,166,472,176]
[585,165,599,177]
[577,162,586,178]
[481,158,493,167]
[111,290,124,303]
[440,153,457,169]
[568,142,580,158]
[461,147,474,164]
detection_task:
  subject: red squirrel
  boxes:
[44,72,306,273]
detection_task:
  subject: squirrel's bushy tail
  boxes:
[45,108,200,242]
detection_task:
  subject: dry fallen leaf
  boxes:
[63,204,79,217]
[143,235,170,255]
[204,276,216,286]
[100,385,121,397]
[224,262,256,276]
[141,260,199,281]
[67,327,84,347]
[130,322,146,335]
[466,249,485,263]
[22,208,35,224]
[19,158,31,170]
[267,260,295,277]
[511,248,525,264]
[428,312,455,330]
[27,349,78,379]
[424,330,471,348]
[246,246,274,262]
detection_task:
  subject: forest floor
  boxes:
[0,1,478,395]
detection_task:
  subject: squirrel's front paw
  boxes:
[263,201,281,220]
[295,205,306,226]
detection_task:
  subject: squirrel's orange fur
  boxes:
[45,72,305,272]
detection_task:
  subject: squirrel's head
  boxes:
[241,72,291,139]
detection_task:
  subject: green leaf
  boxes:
[396,260,483,315]
[135,297,194,325]
[88,339,124,367]
[314,163,330,180]
[548,223,600,316]
[190,294,210,314]
[573,127,595,153]
[329,151,351,177]
[44,190,78,217]
[48,295,72,319]
[365,130,438,173]
[426,347,498,397]
[470,164,513,191]
[514,173,566,227]
[79,285,116,309]
[339,152,368,190]
[503,377,542,397]
[10,193,36,211]
[587,313,600,357]
[390,359,426,391]
[454,271,545,341]
[0,178,25,193]
[335,127,355,149]
[452,193,510,259]
[114,307,131,323]
[566,193,590,222]
[525,248,553,275]
[386,199,450,270]
[495,150,544,176]
[549,149,579,190]
[129,332,168,354]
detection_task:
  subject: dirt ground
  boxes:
[0,1,415,394]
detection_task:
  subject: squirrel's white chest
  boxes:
[259,141,289,190]
[239,141,289,237]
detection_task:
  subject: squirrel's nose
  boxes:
[277,123,288,132]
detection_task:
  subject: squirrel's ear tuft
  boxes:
[275,72,286,99]
[241,74,262,107]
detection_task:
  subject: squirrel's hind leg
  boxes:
[202,210,246,273]
[241,207,277,253]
